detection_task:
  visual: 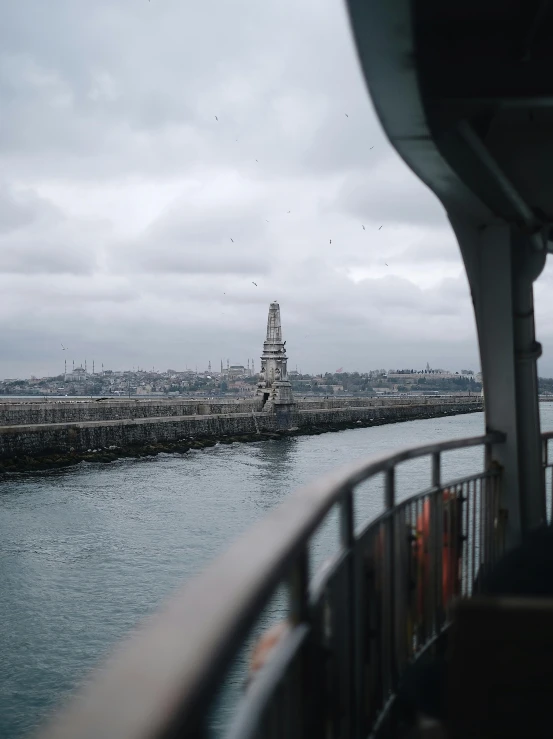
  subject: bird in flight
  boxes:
[385,263,389,266]
[329,239,332,244]
[370,146,374,150]
[215,116,218,121]
[61,344,67,351]
[379,225,383,230]
[230,238,234,243]
[287,210,291,214]
[362,225,365,230]
[265,219,269,223]
[252,282,258,287]
[345,113,349,117]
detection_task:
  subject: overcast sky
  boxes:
[3,0,553,379]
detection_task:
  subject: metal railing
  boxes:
[35,432,505,739]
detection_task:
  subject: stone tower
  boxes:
[257,301,295,411]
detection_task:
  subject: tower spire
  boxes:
[257,301,294,411]
[265,300,283,342]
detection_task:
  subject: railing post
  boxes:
[339,487,357,738]
[430,452,442,631]
[288,549,310,737]
[432,452,441,489]
[340,486,354,550]
[289,549,309,627]
[385,466,395,510]
[383,467,396,696]
[544,437,550,523]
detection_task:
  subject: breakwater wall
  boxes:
[0,395,479,426]
[0,398,483,472]
[0,399,261,425]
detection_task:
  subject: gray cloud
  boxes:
[114,194,273,275]
[0,182,104,275]
[0,239,94,275]
[0,184,38,233]
[1,0,552,378]
[0,182,60,234]
[331,162,449,228]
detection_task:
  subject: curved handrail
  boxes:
[35,432,504,739]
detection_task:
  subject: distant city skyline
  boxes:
[0,361,485,401]
[3,361,482,383]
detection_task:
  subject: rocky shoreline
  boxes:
[0,405,481,474]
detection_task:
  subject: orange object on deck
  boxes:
[415,491,462,615]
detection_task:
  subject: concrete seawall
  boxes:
[0,398,483,472]
[0,399,261,425]
[0,395,481,425]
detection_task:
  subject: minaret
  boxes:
[208,360,212,373]
[64,359,67,380]
[220,359,223,375]
[257,301,294,411]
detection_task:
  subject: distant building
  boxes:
[65,366,88,382]
[387,369,457,382]
[228,365,247,379]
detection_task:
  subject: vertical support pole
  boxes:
[289,549,309,738]
[289,549,309,627]
[385,466,395,510]
[485,440,492,473]
[450,217,546,549]
[431,452,441,630]
[544,438,550,523]
[483,440,493,577]
[383,468,396,695]
[432,452,441,489]
[340,488,356,738]
[340,487,355,550]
